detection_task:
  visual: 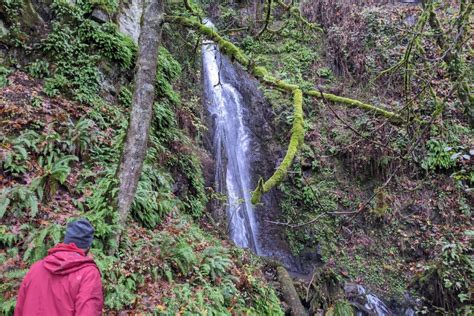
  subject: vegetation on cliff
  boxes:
[0,0,472,315]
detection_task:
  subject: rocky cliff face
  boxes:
[117,0,144,44]
[202,52,309,272]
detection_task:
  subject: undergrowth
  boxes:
[0,1,280,313]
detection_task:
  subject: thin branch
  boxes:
[256,0,273,38]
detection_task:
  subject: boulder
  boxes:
[90,8,109,23]
[118,0,144,44]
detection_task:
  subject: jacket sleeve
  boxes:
[14,268,32,316]
[75,267,103,315]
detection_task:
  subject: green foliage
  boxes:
[31,95,43,107]
[131,164,177,228]
[416,237,473,313]
[89,0,119,13]
[278,147,339,258]
[421,139,457,171]
[0,265,26,316]
[39,0,137,103]
[0,185,39,219]
[1,130,39,176]
[27,60,50,79]
[23,223,63,263]
[1,0,23,16]
[43,73,74,98]
[199,246,232,282]
[0,65,11,87]
[151,102,180,146]
[93,252,138,310]
[65,118,95,158]
[84,167,119,244]
[33,154,78,201]
[0,225,20,247]
[154,219,282,315]
[169,153,208,218]
[79,20,137,69]
[165,239,198,275]
[0,297,16,316]
[240,25,318,86]
[118,85,132,107]
[317,67,333,79]
[156,47,182,103]
[326,300,355,316]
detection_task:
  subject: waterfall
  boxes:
[202,22,260,254]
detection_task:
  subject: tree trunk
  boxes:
[277,266,308,316]
[111,0,164,253]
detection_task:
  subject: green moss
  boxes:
[166,15,408,205]
[326,300,355,316]
[252,66,269,78]
[252,89,304,204]
[306,89,403,123]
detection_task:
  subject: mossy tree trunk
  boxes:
[111,0,164,253]
[277,266,308,316]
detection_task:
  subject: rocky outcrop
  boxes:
[117,0,144,44]
[202,49,308,271]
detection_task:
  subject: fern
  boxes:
[0,297,16,316]
[64,118,95,158]
[200,247,232,282]
[0,225,19,247]
[32,154,78,201]
[131,164,176,228]
[84,167,119,246]
[170,240,197,275]
[36,130,62,159]
[0,185,39,219]
[421,139,457,171]
[1,130,39,176]
[23,223,62,263]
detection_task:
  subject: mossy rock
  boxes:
[307,266,345,313]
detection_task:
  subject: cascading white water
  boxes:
[202,23,260,253]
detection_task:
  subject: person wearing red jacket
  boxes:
[14,218,103,316]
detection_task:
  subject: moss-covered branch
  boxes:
[165,16,250,67]
[165,15,402,122]
[251,89,304,204]
[306,90,402,123]
[164,15,404,203]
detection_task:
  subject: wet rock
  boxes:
[90,8,109,23]
[31,0,54,22]
[220,54,301,268]
[345,283,393,315]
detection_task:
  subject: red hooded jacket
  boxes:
[14,243,103,316]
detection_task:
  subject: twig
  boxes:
[256,0,273,38]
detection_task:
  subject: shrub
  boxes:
[421,139,457,171]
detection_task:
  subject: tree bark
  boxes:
[111,0,164,252]
[277,266,308,316]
